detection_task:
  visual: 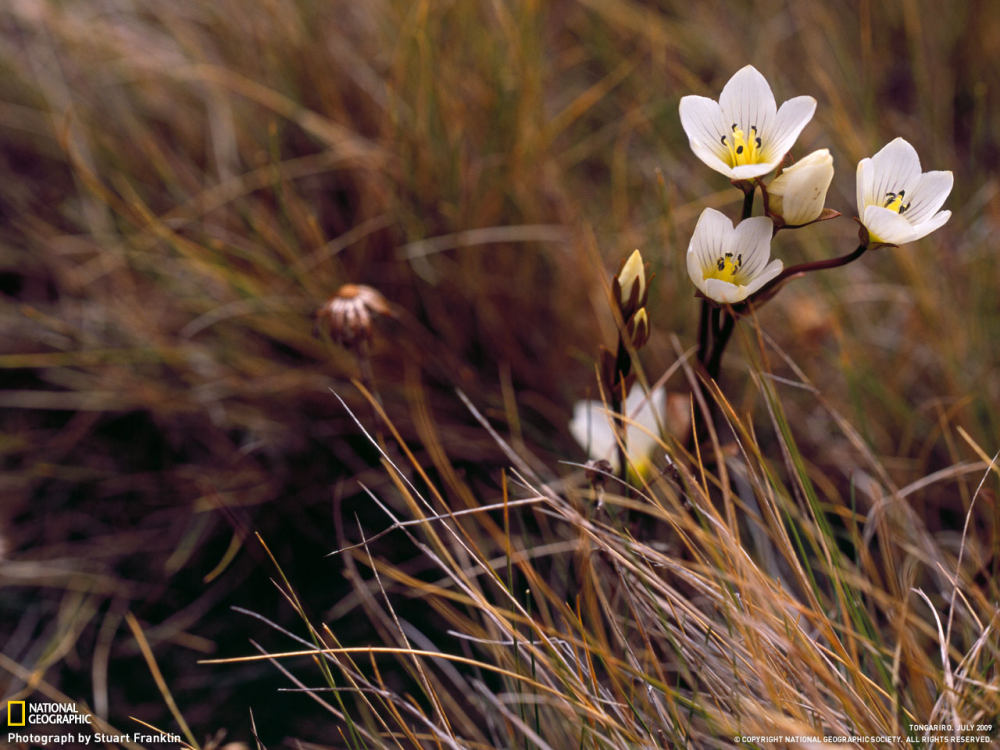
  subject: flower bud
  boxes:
[768,149,834,226]
[613,249,646,318]
[626,308,650,349]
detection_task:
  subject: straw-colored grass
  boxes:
[202,356,998,747]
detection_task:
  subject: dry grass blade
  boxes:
[125,613,200,749]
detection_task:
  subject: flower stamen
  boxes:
[883,189,911,214]
[706,252,743,283]
[720,123,761,166]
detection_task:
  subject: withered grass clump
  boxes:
[213,369,998,747]
[1,0,998,746]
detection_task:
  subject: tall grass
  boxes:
[1,0,997,746]
[204,345,999,747]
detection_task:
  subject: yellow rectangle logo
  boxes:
[7,699,26,726]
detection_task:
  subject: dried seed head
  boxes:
[317,284,390,347]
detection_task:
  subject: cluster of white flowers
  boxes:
[680,65,952,303]
[572,65,953,475]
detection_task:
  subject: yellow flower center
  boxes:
[883,189,911,214]
[721,123,762,166]
[705,252,743,283]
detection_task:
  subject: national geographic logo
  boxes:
[5,701,92,726]
[7,700,26,726]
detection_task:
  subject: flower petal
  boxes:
[689,207,733,275]
[625,386,665,462]
[702,278,746,304]
[569,400,616,462]
[870,137,922,175]
[691,141,741,178]
[761,95,817,163]
[731,161,782,180]
[742,258,783,296]
[862,205,916,245]
[768,148,834,225]
[867,137,921,207]
[732,216,774,279]
[906,209,951,242]
[645,388,668,433]
[718,65,777,135]
[686,246,709,296]
[679,96,728,159]
[904,170,954,224]
[856,157,872,216]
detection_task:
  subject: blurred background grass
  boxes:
[1,0,997,745]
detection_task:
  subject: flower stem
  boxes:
[690,182,757,450]
[741,186,755,220]
[697,297,710,364]
[738,242,869,311]
[351,340,390,454]
[611,336,629,483]
[706,309,735,381]
[777,242,868,279]
[691,303,732,451]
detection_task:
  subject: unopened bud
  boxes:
[768,149,834,226]
[317,284,390,347]
[613,249,647,319]
[626,308,650,349]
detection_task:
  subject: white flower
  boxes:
[679,65,816,180]
[570,385,665,475]
[686,208,782,304]
[767,148,834,225]
[856,137,953,245]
